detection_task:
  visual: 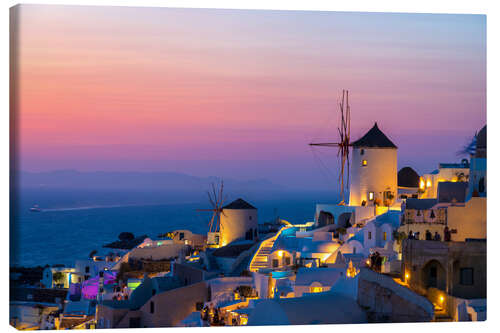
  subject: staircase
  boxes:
[249,227,288,272]
[433,306,453,322]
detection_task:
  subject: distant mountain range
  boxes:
[17,170,286,192]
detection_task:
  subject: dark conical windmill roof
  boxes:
[476,125,486,149]
[351,122,397,148]
[222,198,257,210]
[398,167,420,188]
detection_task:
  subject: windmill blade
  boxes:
[307,89,353,205]
[207,190,216,208]
[211,183,218,206]
[219,180,224,202]
[309,142,342,147]
[346,91,351,191]
[208,211,216,233]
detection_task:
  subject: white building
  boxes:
[74,258,117,283]
[419,161,470,199]
[219,199,258,247]
[293,267,343,297]
[41,267,78,289]
[349,122,398,207]
[330,210,402,274]
[314,122,400,230]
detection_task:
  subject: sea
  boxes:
[10,188,339,267]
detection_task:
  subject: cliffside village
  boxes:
[10,124,487,329]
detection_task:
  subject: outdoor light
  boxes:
[368,192,374,201]
[426,179,432,188]
[277,250,283,257]
[405,273,409,280]
[439,295,444,303]
[419,178,425,190]
[362,159,368,166]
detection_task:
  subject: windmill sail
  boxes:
[196,180,226,246]
[309,89,352,205]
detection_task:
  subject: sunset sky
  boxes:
[14,5,486,189]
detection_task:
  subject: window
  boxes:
[249,216,252,220]
[85,266,90,273]
[285,257,291,265]
[196,302,204,311]
[179,232,184,240]
[479,178,485,193]
[150,301,155,314]
[152,289,156,296]
[353,247,357,254]
[460,268,474,285]
[360,149,365,155]
[368,231,372,240]
[362,159,368,166]
[383,232,387,241]
[272,259,279,268]
[310,286,323,293]
[368,192,374,201]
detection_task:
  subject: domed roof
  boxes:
[398,167,420,188]
[476,125,486,149]
[351,122,397,148]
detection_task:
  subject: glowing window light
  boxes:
[277,250,283,257]
[419,178,425,190]
[310,286,323,293]
[368,192,374,201]
[426,179,432,188]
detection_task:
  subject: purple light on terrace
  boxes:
[81,271,117,300]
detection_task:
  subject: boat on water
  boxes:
[30,204,41,212]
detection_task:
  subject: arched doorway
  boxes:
[318,211,334,227]
[422,260,446,290]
